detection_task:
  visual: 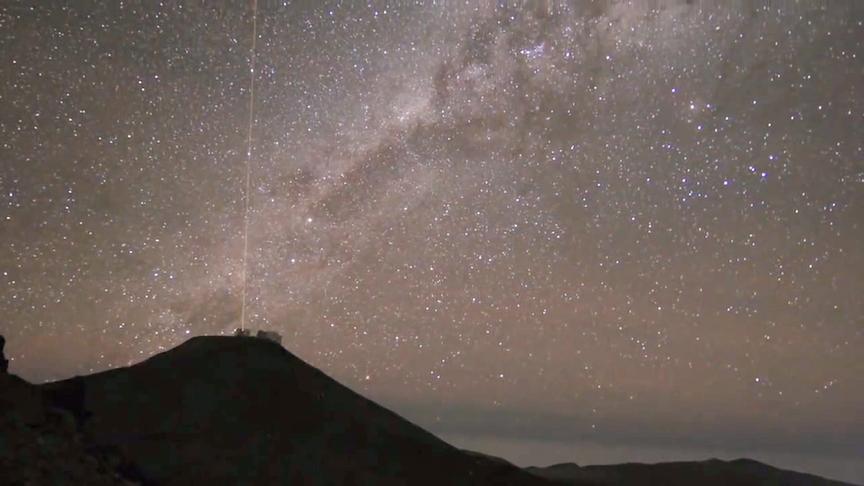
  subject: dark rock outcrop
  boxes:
[1,335,9,374]
[0,357,138,485]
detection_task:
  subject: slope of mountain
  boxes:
[525,458,857,486]
[37,336,548,486]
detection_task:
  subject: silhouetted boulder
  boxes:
[0,335,8,374]
[233,328,251,337]
[43,376,90,424]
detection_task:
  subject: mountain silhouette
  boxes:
[37,336,547,485]
[525,459,857,486]
[1,335,856,485]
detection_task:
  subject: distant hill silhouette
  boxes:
[1,335,856,485]
[525,459,857,486]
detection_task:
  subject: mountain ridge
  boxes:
[37,335,548,485]
[1,335,856,485]
[525,457,858,486]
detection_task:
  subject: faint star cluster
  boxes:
[1,1,862,482]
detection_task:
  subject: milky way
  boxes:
[1,1,863,482]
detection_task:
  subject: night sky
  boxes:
[2,1,863,483]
